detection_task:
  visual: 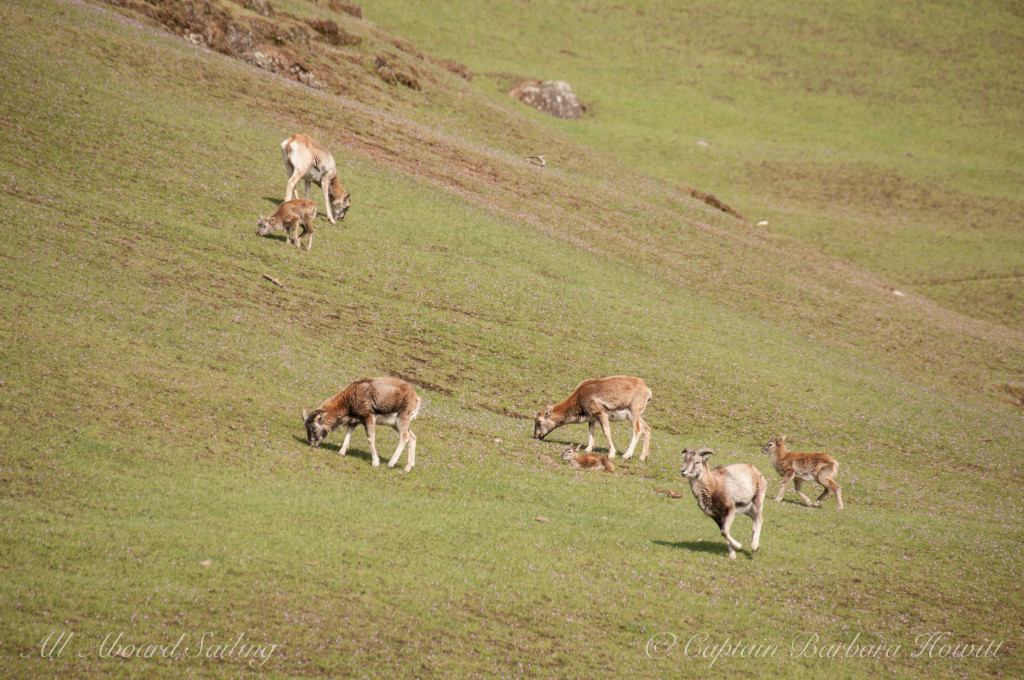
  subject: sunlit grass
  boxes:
[366,0,1024,327]
[0,0,1022,678]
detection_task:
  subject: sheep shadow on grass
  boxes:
[653,539,756,560]
[537,436,622,456]
[257,232,289,244]
[774,496,828,509]
[290,435,393,465]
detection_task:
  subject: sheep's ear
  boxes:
[681,448,689,455]
[302,408,308,421]
[780,434,787,444]
[544,404,553,418]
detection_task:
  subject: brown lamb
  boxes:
[256,198,317,251]
[762,435,843,509]
[560,445,615,473]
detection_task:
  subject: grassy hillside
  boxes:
[1,0,1022,678]
[366,0,1024,329]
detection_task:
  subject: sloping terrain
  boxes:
[1,0,1022,678]
[367,0,1024,329]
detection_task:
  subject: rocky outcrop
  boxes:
[509,80,584,120]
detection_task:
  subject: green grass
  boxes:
[1,0,1023,678]
[365,0,1024,328]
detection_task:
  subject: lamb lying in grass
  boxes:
[560,445,615,473]
[762,435,843,510]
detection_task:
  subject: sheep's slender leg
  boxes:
[585,421,597,453]
[749,506,763,553]
[775,472,794,502]
[338,425,355,456]
[639,418,651,461]
[285,170,303,201]
[322,177,336,223]
[793,478,814,506]
[402,431,417,472]
[303,180,311,200]
[751,477,766,552]
[810,477,827,506]
[622,411,641,460]
[597,412,617,458]
[363,416,379,467]
[818,477,842,509]
[387,421,409,469]
[719,509,742,559]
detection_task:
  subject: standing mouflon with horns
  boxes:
[681,447,766,560]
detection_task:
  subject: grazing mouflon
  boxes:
[257,198,317,251]
[281,134,351,224]
[533,376,652,460]
[681,447,766,560]
[762,435,843,509]
[303,378,420,471]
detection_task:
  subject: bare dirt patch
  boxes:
[98,0,469,94]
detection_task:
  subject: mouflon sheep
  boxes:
[281,134,351,224]
[681,447,766,559]
[762,435,843,509]
[303,378,420,471]
[533,376,652,460]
